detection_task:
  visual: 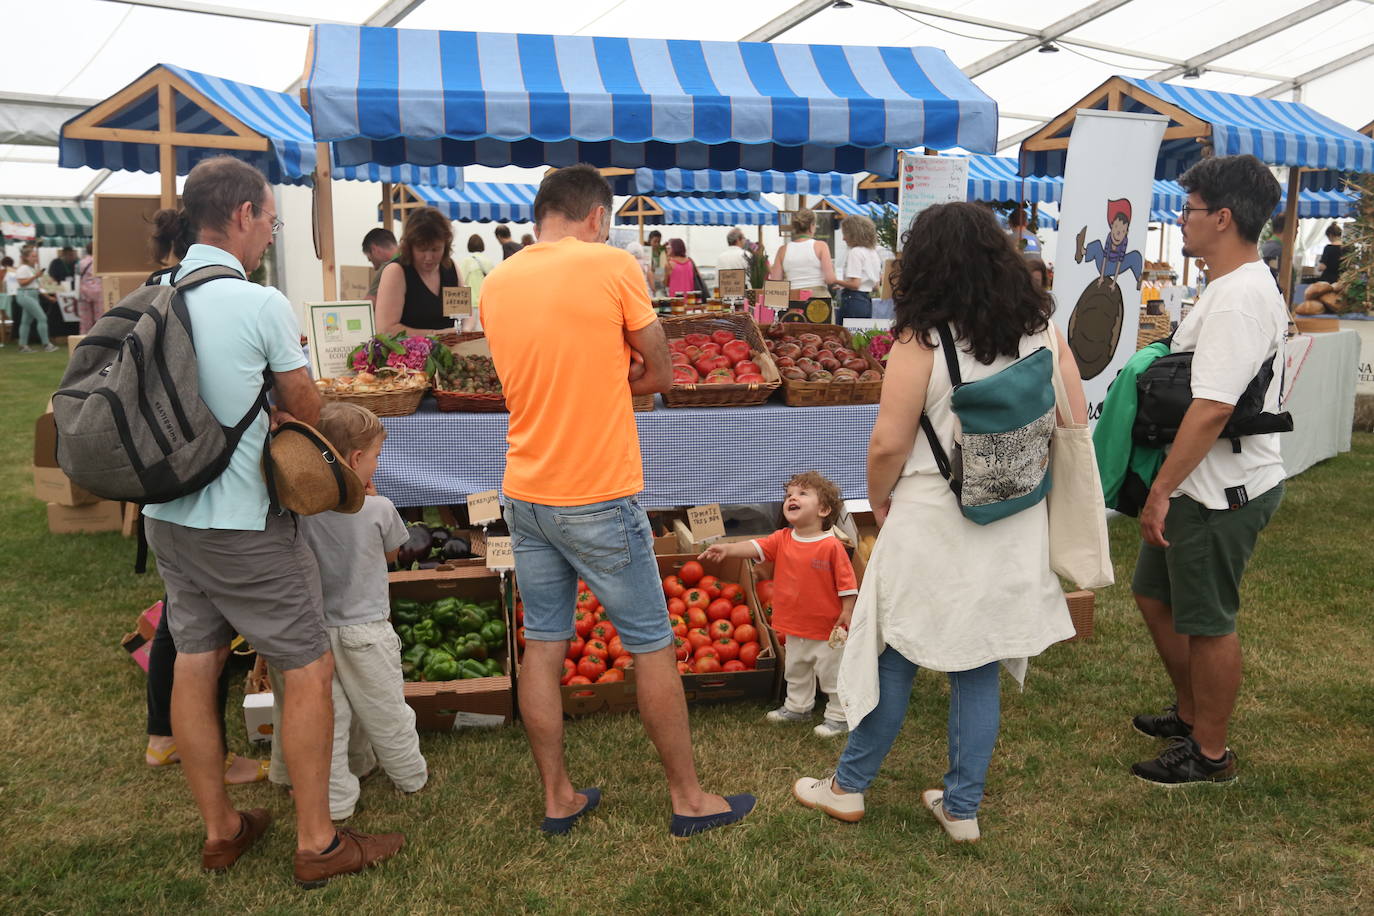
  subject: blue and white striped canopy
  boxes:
[815,195,890,218]
[619,196,779,227]
[306,25,999,175]
[333,163,465,187]
[1020,77,1374,182]
[992,206,1058,231]
[608,169,854,198]
[1152,179,1356,219]
[409,182,538,223]
[1150,210,1180,225]
[858,154,1061,205]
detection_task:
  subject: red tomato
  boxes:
[663,576,686,599]
[566,675,592,686]
[560,658,576,684]
[679,561,704,586]
[722,660,746,672]
[706,598,734,622]
[695,657,723,674]
[673,637,690,661]
[723,340,751,363]
[676,661,691,675]
[697,575,721,598]
[733,360,761,375]
[606,635,625,659]
[739,641,761,669]
[711,330,736,346]
[698,342,722,357]
[719,583,744,603]
[577,654,608,681]
[516,626,527,651]
[684,333,711,347]
[670,352,691,367]
[590,621,617,644]
[686,607,709,629]
[733,624,758,645]
[566,637,585,660]
[692,356,718,377]
[582,638,609,659]
[573,610,595,639]
[576,588,598,612]
[735,374,766,384]
[686,628,712,652]
[682,589,710,610]
[684,345,701,360]
[755,579,774,606]
[673,365,699,384]
[693,645,720,663]
[714,638,740,662]
[515,604,524,626]
[596,668,624,683]
[668,338,687,352]
[577,579,588,591]
[669,615,687,638]
[614,654,634,670]
[667,596,687,616]
[729,605,753,628]
[709,619,734,640]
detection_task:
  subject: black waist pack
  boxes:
[1133,351,1293,453]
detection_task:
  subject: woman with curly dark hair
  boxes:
[794,202,1087,843]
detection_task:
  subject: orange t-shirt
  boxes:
[481,237,658,506]
[752,528,858,641]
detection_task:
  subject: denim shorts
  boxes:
[504,495,672,654]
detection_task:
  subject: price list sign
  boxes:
[718,269,746,298]
[896,153,970,247]
[443,286,472,316]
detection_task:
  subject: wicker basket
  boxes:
[432,388,506,412]
[321,387,425,417]
[632,393,655,412]
[1063,590,1095,642]
[661,313,782,408]
[768,323,884,406]
[1137,311,1172,349]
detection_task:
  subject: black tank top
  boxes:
[398,261,459,330]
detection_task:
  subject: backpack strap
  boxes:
[920,323,963,499]
[263,421,349,516]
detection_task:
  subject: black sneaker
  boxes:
[1131,704,1193,740]
[1131,737,1237,787]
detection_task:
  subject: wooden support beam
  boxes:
[64,124,270,151]
[381,181,394,234]
[315,142,337,301]
[1278,167,1302,306]
[157,82,176,210]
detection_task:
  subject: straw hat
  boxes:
[263,421,365,516]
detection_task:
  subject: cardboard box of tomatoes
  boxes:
[389,566,514,731]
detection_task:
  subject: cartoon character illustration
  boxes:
[1067,198,1145,380]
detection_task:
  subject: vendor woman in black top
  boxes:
[375,205,465,334]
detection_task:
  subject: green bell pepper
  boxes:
[430,598,461,628]
[411,619,441,647]
[455,605,485,634]
[483,657,503,677]
[458,659,489,679]
[479,619,506,650]
[391,599,423,626]
[423,651,461,682]
[395,624,414,648]
[402,644,429,673]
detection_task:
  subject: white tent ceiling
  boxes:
[3,0,1373,199]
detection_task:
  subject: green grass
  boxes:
[2,348,1372,914]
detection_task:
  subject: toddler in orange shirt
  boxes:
[699,471,857,738]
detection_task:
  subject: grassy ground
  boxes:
[2,348,1372,915]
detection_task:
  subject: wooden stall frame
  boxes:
[616,195,666,244]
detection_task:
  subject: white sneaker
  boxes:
[18,345,34,353]
[43,343,59,352]
[765,706,810,724]
[793,775,865,823]
[921,789,980,842]
[813,719,849,738]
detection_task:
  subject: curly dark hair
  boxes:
[784,471,844,530]
[890,202,1052,364]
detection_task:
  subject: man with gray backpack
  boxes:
[53,157,402,886]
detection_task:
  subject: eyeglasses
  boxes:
[1179,206,1218,223]
[253,204,284,234]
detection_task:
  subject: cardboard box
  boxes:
[119,599,164,672]
[33,412,58,467]
[98,272,154,313]
[122,501,140,539]
[66,334,86,355]
[389,568,514,730]
[47,500,123,534]
[33,465,100,507]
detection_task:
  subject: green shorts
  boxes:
[1132,483,1284,636]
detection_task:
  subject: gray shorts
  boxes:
[146,512,329,670]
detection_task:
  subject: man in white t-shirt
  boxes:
[716,228,751,272]
[1128,155,1287,787]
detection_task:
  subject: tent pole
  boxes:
[157,82,176,210]
[381,181,394,234]
[1158,224,1165,262]
[1277,168,1302,307]
[638,213,644,245]
[315,142,337,300]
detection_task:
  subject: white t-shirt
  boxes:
[717,246,750,271]
[1168,260,1287,509]
[843,246,883,292]
[12,265,36,293]
[299,495,409,628]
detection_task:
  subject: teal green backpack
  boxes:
[920,324,1056,525]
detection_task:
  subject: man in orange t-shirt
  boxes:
[481,165,755,838]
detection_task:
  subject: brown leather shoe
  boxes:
[293,827,405,889]
[201,808,273,872]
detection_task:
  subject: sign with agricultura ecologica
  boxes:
[306,302,375,380]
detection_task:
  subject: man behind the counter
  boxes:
[480,164,755,838]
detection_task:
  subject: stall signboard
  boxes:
[1,220,35,240]
[718,269,746,297]
[305,302,375,380]
[895,153,969,244]
[443,287,472,316]
[485,536,514,571]
[763,280,791,311]
[466,490,502,525]
[1051,109,1167,420]
[687,503,726,542]
[340,265,373,301]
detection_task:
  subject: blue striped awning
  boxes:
[1152,179,1356,219]
[619,196,779,227]
[608,169,854,198]
[1021,77,1374,182]
[306,25,999,175]
[815,195,885,217]
[1152,180,1188,211]
[992,206,1058,231]
[1150,209,1179,224]
[409,182,538,223]
[333,163,465,188]
[859,154,1061,205]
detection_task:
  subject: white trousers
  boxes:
[268,620,427,819]
[783,634,845,722]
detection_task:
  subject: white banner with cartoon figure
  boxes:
[1051,110,1167,419]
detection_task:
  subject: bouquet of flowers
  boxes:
[849,328,894,364]
[347,332,455,378]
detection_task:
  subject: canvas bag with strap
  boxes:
[52,264,271,504]
[920,323,1056,525]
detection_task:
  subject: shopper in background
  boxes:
[833,214,882,320]
[361,228,398,303]
[793,201,1082,842]
[48,245,78,286]
[1025,257,1049,290]
[375,206,464,335]
[75,244,103,334]
[1007,208,1041,253]
[520,233,536,248]
[481,164,755,838]
[494,224,521,260]
[1317,223,1344,284]
[646,229,666,295]
[770,209,839,304]
[459,234,493,304]
[13,246,56,353]
[716,228,751,271]
[663,238,699,297]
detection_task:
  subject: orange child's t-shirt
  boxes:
[480,237,658,506]
[752,528,858,641]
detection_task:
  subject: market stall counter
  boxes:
[376,399,879,508]
[1279,329,1360,478]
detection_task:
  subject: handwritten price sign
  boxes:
[763,279,791,311]
[466,490,501,525]
[718,269,746,298]
[687,504,726,542]
[442,287,472,316]
[485,536,514,570]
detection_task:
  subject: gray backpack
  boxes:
[52,265,271,503]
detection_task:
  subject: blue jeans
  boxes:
[834,647,1001,819]
[504,495,672,654]
[838,288,872,320]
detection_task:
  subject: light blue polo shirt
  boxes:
[143,244,306,531]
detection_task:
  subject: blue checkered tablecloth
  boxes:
[377,397,878,508]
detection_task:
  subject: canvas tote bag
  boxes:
[1045,328,1114,589]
